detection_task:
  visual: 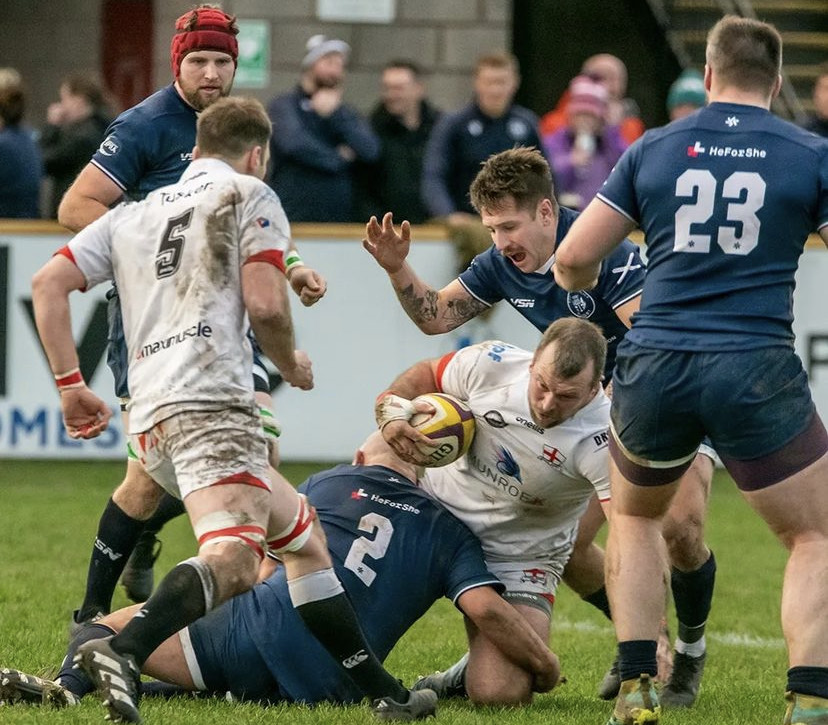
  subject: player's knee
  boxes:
[194,510,267,596]
[663,508,707,569]
[267,494,317,557]
[466,674,532,706]
[113,465,164,519]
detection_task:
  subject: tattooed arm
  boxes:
[364,212,489,334]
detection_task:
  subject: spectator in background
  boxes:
[543,75,627,211]
[40,73,113,218]
[267,34,380,222]
[667,68,707,121]
[0,68,42,218]
[356,60,441,225]
[541,53,645,147]
[801,62,828,137]
[422,51,544,224]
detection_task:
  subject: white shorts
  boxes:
[130,407,272,500]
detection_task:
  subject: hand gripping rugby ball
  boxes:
[409,393,476,467]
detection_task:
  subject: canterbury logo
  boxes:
[342,649,369,668]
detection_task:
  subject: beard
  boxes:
[181,82,230,112]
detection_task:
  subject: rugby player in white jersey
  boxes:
[31,96,436,724]
[375,317,611,704]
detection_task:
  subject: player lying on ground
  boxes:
[0,433,559,710]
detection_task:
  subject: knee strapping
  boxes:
[193,510,267,561]
[268,494,316,555]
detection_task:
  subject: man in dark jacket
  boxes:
[357,60,441,224]
[267,35,380,222]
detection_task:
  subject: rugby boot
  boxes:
[607,673,661,725]
[74,637,142,723]
[411,652,468,699]
[120,532,162,603]
[784,691,828,724]
[373,688,438,721]
[0,668,79,707]
[598,655,621,700]
[660,651,705,707]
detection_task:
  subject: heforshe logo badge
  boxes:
[687,141,706,157]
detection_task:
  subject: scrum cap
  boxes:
[170,6,239,77]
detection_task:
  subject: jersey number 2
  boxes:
[674,170,765,255]
[344,512,394,586]
[156,208,194,279]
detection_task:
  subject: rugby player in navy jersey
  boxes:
[56,5,325,629]
[364,146,717,705]
[554,16,828,725]
[0,433,559,712]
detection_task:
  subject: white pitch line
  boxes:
[554,618,784,650]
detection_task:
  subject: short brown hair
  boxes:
[469,147,558,216]
[0,68,25,126]
[196,96,271,158]
[476,52,519,76]
[534,318,606,388]
[706,16,781,95]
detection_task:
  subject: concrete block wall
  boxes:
[155,0,512,115]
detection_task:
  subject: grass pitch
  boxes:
[0,460,788,724]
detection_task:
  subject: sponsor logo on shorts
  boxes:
[510,297,535,308]
[520,568,548,585]
[135,321,212,361]
[352,488,420,514]
[342,649,369,669]
[484,410,507,428]
[566,291,596,318]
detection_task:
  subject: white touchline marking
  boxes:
[553,618,784,649]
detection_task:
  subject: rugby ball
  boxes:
[409,393,475,467]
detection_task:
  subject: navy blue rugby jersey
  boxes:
[599,102,828,351]
[91,85,198,200]
[228,463,502,704]
[459,206,645,380]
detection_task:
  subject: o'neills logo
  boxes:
[136,321,212,360]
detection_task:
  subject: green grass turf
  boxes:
[0,461,789,724]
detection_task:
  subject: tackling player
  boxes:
[32,96,433,724]
[554,16,828,725]
[0,433,559,711]
[364,147,716,705]
[375,318,610,705]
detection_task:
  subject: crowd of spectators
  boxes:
[3,44,823,224]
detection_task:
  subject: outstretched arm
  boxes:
[458,586,560,693]
[363,212,488,334]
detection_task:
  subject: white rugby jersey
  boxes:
[61,157,290,433]
[420,340,611,574]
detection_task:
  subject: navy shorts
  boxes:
[611,341,822,485]
[106,288,272,399]
[185,598,281,702]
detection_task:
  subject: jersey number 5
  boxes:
[344,512,394,586]
[674,170,765,255]
[156,208,194,279]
